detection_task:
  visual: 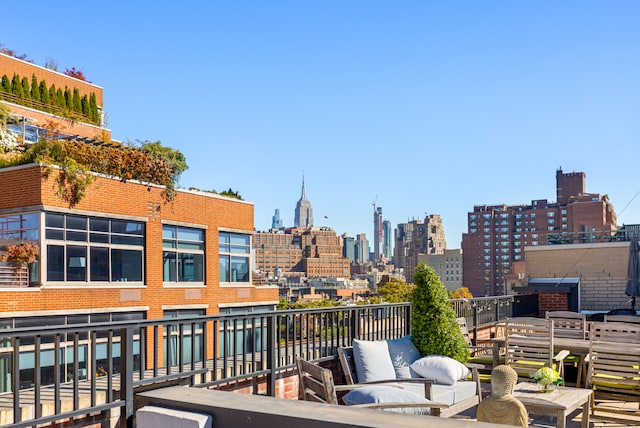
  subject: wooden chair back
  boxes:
[504,317,556,380]
[604,314,640,324]
[545,311,586,339]
[296,357,338,404]
[586,322,640,409]
[337,346,357,385]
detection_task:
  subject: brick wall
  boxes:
[524,242,629,311]
[0,164,278,316]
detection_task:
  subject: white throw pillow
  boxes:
[410,355,470,385]
[386,335,421,379]
[342,385,432,415]
[352,339,397,382]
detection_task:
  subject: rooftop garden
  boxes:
[0,105,242,205]
[0,72,100,125]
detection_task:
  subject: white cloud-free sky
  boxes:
[4,1,640,248]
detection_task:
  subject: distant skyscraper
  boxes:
[342,234,355,262]
[382,220,393,261]
[294,177,313,228]
[355,233,370,264]
[272,209,283,229]
[394,214,447,282]
[373,207,383,261]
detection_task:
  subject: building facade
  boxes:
[462,168,617,297]
[417,248,463,291]
[354,233,369,264]
[254,227,350,279]
[393,214,447,283]
[382,219,393,262]
[373,207,382,261]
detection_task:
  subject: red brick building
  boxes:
[462,169,617,297]
[0,52,278,391]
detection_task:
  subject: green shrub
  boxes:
[411,262,469,362]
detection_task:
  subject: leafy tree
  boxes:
[30,75,40,102]
[411,262,469,362]
[378,277,413,303]
[64,67,88,82]
[449,287,473,299]
[139,140,188,182]
[1,75,10,93]
[11,74,23,97]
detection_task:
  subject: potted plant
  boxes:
[533,367,562,392]
[1,241,40,267]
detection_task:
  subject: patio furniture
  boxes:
[295,357,449,415]
[337,337,482,418]
[604,314,640,324]
[585,321,640,418]
[545,311,587,386]
[512,382,592,428]
[457,317,501,372]
[504,317,570,383]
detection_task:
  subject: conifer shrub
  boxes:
[411,262,470,362]
[31,75,40,102]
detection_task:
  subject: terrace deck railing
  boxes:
[0,296,517,428]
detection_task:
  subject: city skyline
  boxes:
[3,1,640,244]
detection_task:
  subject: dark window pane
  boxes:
[89,218,109,232]
[219,255,229,282]
[66,231,87,242]
[111,235,144,246]
[111,249,142,282]
[163,251,176,282]
[90,247,109,281]
[66,246,87,282]
[47,245,65,281]
[45,213,64,228]
[162,226,176,239]
[45,230,64,240]
[90,233,109,243]
[178,253,203,282]
[66,215,87,230]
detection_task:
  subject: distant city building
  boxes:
[341,234,355,262]
[271,209,284,229]
[462,168,617,297]
[393,214,447,283]
[418,249,463,292]
[254,227,350,279]
[382,219,393,262]
[373,207,383,261]
[294,177,313,228]
[355,233,370,264]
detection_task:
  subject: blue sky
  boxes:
[4,1,640,248]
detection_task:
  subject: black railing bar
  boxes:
[12,336,20,423]
[190,322,197,385]
[5,400,125,428]
[242,318,247,374]
[54,334,61,415]
[222,319,229,379]
[107,331,113,403]
[132,368,209,387]
[73,332,79,410]
[90,330,97,408]
[212,320,218,382]
[34,335,41,419]
[153,326,159,378]
[178,324,184,373]
[232,320,238,378]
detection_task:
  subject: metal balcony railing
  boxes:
[0,296,519,428]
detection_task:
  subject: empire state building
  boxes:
[294,177,313,228]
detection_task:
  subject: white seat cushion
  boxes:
[353,339,396,382]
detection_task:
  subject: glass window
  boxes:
[219,232,251,283]
[44,213,144,284]
[163,225,205,283]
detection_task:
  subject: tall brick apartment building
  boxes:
[462,169,617,297]
[0,53,277,391]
